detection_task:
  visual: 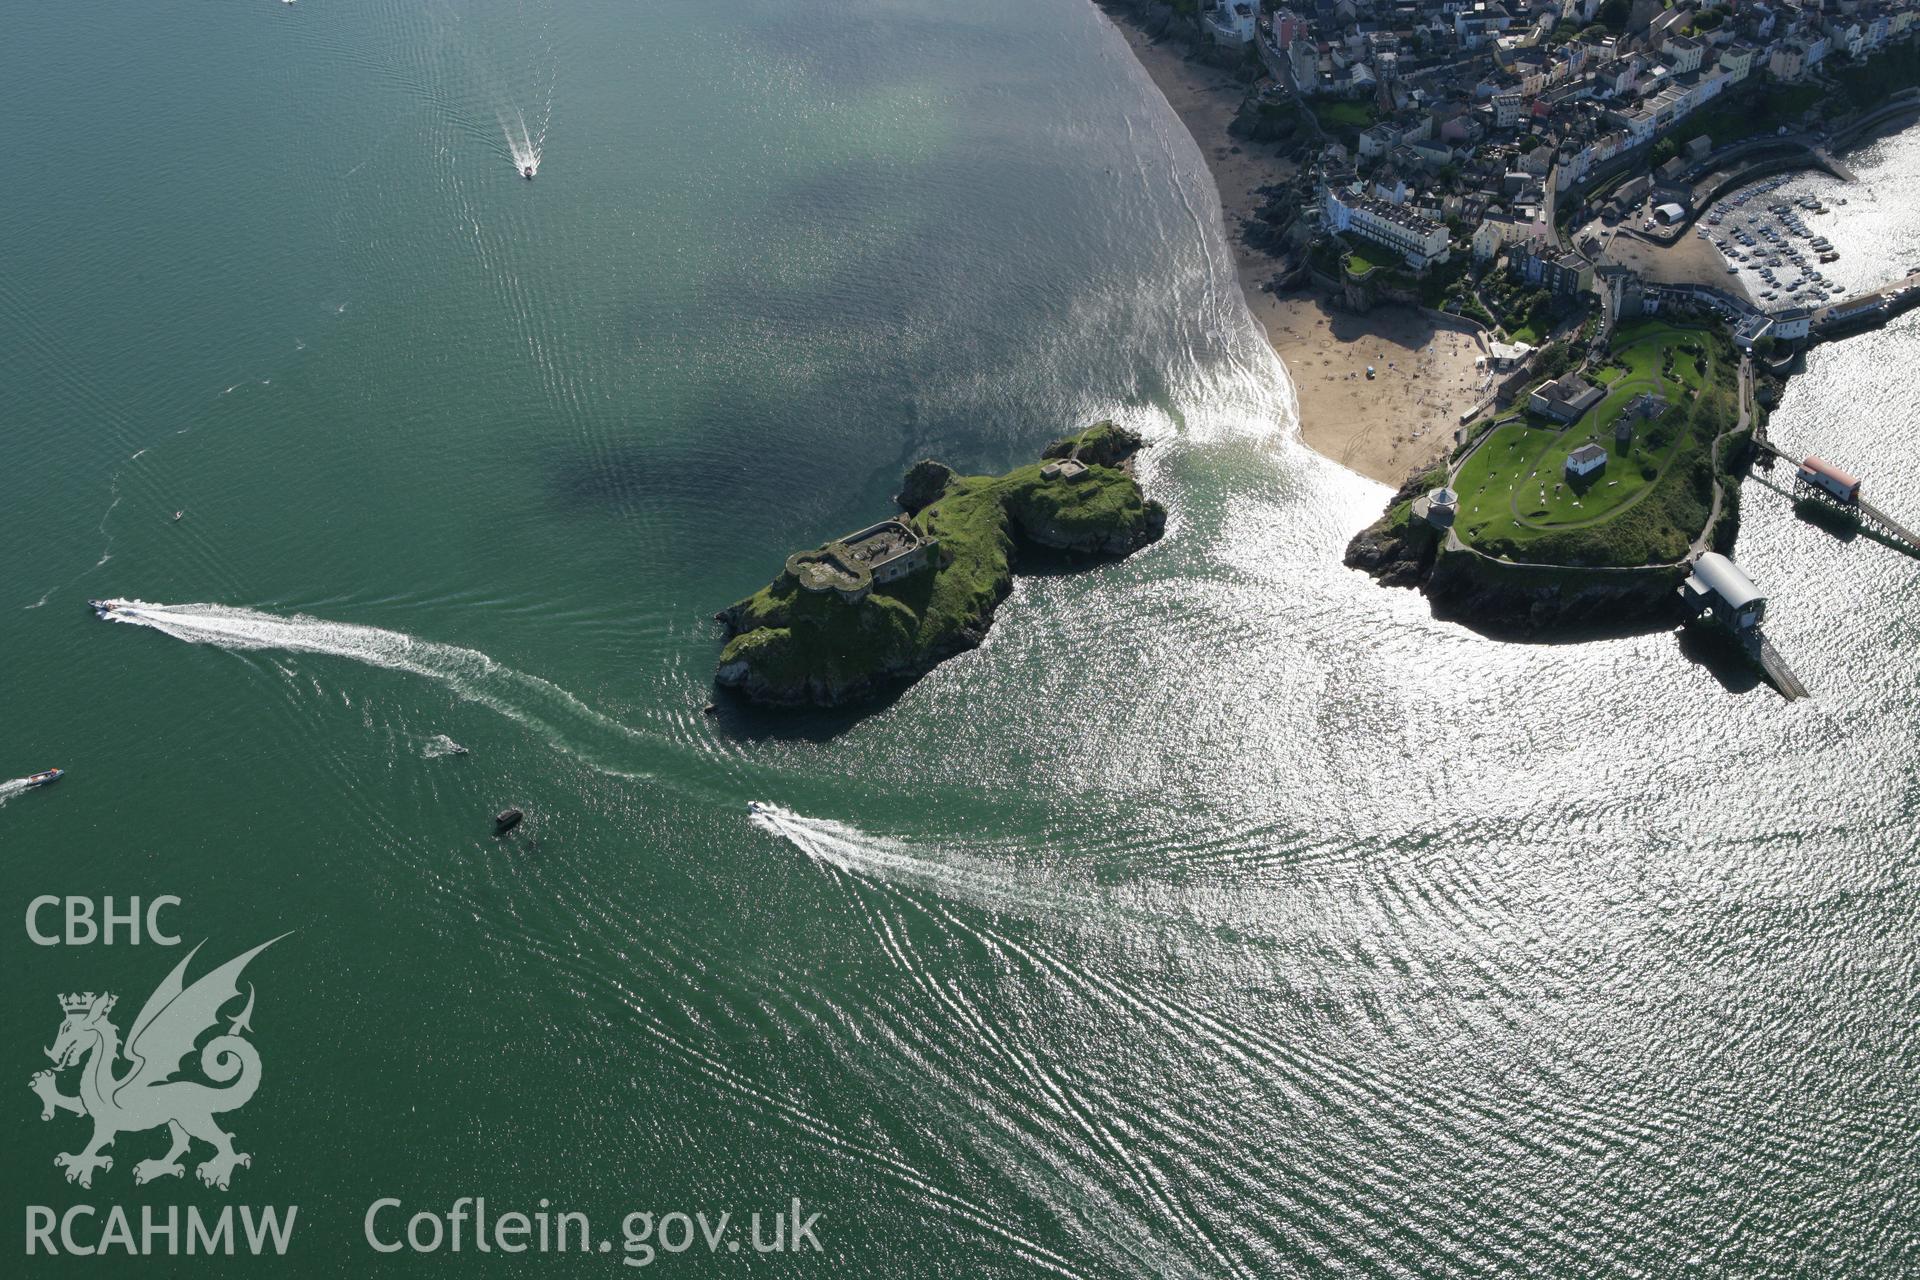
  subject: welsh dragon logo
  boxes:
[30,936,284,1190]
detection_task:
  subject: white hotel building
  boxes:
[1322,187,1452,270]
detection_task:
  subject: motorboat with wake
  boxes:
[26,768,64,787]
[523,165,535,180]
[88,599,130,616]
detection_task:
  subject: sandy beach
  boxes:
[1115,16,1488,485]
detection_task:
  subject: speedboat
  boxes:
[522,165,535,180]
[87,598,127,615]
[26,768,63,787]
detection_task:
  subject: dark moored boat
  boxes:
[494,807,524,833]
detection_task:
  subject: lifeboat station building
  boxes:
[1795,456,1861,505]
[1679,552,1766,632]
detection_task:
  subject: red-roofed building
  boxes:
[1796,457,1860,504]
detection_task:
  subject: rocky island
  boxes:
[714,423,1166,707]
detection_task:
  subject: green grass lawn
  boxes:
[1344,248,1384,276]
[1449,322,1735,566]
[1314,101,1374,133]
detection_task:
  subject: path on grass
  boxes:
[1691,355,1753,558]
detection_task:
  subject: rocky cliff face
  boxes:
[894,459,955,514]
[1422,553,1684,636]
[1345,467,1685,636]
[1011,492,1169,557]
[1342,468,1442,589]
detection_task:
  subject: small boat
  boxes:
[522,165,535,180]
[88,598,127,615]
[26,768,63,787]
[172,510,183,521]
[494,807,524,833]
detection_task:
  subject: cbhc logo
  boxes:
[26,897,182,946]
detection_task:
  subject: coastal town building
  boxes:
[1612,392,1667,447]
[1202,1,1257,46]
[1322,186,1451,269]
[1772,307,1814,343]
[1510,243,1594,297]
[1566,443,1609,477]
[1529,373,1606,422]
[1624,391,1668,421]
[1472,211,1540,261]
[1486,339,1533,370]
[1719,44,1758,85]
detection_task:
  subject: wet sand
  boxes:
[1114,15,1488,485]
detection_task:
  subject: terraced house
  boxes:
[1322,186,1451,270]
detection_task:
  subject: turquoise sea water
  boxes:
[3,1,1917,1276]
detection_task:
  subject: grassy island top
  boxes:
[1447,320,1742,568]
[716,423,1164,702]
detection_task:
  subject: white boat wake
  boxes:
[98,600,676,780]
[89,603,1088,927]
[501,103,548,177]
[0,777,36,809]
[747,802,1095,921]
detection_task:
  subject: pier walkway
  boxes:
[1755,440,1920,552]
[1758,637,1810,701]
